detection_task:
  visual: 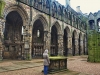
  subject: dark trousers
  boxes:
[44,65,48,75]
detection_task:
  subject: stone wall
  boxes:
[0,0,87,60]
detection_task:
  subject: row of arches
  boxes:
[2,5,86,59]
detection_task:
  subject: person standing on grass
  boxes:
[43,49,50,75]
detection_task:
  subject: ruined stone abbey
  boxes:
[0,0,88,60]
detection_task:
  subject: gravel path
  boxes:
[0,56,100,75]
[67,56,100,75]
[0,66,44,75]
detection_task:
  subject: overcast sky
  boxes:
[56,0,100,14]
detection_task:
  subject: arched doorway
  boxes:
[63,27,70,56]
[72,30,77,56]
[83,35,86,55]
[72,32,75,56]
[79,33,82,55]
[50,25,58,56]
[63,29,68,56]
[32,19,44,58]
[3,11,23,59]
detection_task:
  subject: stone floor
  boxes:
[0,55,99,75]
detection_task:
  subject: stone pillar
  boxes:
[0,18,5,60]
[85,37,88,55]
[22,25,31,60]
[22,26,26,59]
[0,29,3,60]
[29,24,32,59]
[47,31,51,55]
[67,37,72,55]
[21,44,24,59]
[43,31,51,56]
[80,40,83,55]
[58,34,63,56]
[44,31,49,50]
[0,20,2,59]
[75,38,79,55]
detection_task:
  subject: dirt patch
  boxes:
[68,59,75,61]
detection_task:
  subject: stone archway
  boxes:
[3,11,23,59]
[3,5,28,60]
[63,26,71,56]
[50,21,62,56]
[32,19,44,58]
[51,25,58,56]
[31,15,48,58]
[72,30,78,56]
[4,5,28,26]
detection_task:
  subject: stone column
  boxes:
[0,30,3,60]
[29,24,32,59]
[21,44,24,59]
[80,40,83,55]
[67,37,72,55]
[0,20,2,60]
[22,25,30,60]
[44,31,48,50]
[22,26,26,59]
[58,34,63,56]
[75,38,79,55]
[47,31,51,55]
[85,37,88,55]
[0,18,5,60]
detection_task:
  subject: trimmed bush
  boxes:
[88,30,100,62]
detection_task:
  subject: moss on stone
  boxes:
[0,0,5,18]
[49,56,67,60]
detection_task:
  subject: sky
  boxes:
[56,0,100,14]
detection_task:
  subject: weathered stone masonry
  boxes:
[0,0,87,60]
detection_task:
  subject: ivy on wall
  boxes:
[88,30,100,62]
[0,0,5,18]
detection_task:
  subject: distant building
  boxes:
[88,11,100,62]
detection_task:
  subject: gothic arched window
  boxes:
[43,0,46,6]
[58,5,62,15]
[89,20,95,30]
[64,9,68,22]
[46,0,50,8]
[52,2,57,17]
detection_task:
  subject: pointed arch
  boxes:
[31,14,48,58]
[79,32,83,40]
[50,21,61,56]
[4,5,28,26]
[72,30,78,39]
[88,12,94,20]
[32,14,48,31]
[63,26,71,56]
[3,5,27,59]
[72,30,78,56]
[65,26,71,37]
[52,21,61,34]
